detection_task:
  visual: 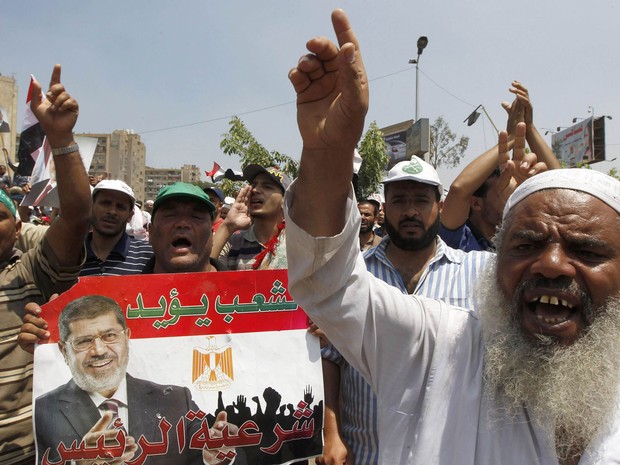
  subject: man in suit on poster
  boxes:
[34,295,243,465]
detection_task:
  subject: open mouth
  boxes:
[526,294,577,326]
[172,238,191,248]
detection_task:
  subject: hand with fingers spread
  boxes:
[304,385,314,405]
[223,185,252,232]
[210,185,252,260]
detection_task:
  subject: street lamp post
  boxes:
[408,36,428,121]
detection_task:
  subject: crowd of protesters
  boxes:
[2,9,620,465]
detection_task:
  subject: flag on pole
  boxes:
[206,162,225,182]
[15,76,46,177]
[21,136,97,208]
[224,168,244,181]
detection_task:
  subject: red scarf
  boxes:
[252,220,286,270]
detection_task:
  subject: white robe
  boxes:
[284,182,620,465]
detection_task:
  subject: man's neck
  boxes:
[468,216,494,244]
[153,259,216,274]
[253,215,284,244]
[90,230,125,261]
[359,229,374,249]
[385,239,437,294]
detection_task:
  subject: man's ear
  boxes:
[59,342,68,364]
[14,218,22,240]
[470,196,484,213]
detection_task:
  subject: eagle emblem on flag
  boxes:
[192,336,234,391]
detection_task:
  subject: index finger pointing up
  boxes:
[332,9,359,51]
[49,64,62,88]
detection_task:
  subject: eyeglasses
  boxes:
[65,330,126,352]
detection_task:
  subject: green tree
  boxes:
[220,116,299,178]
[428,116,469,169]
[356,121,388,199]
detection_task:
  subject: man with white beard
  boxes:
[285,9,620,464]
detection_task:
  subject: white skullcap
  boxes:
[503,168,620,219]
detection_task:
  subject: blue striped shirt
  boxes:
[322,236,492,465]
[81,232,153,276]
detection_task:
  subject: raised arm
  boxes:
[210,185,251,259]
[288,9,368,237]
[30,65,91,265]
[440,141,514,230]
[504,81,560,169]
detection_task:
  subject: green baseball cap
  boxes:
[152,182,216,219]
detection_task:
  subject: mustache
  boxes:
[86,354,116,363]
[398,217,425,228]
[513,277,594,322]
[516,276,586,297]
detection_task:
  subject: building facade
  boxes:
[144,164,201,200]
[80,130,147,201]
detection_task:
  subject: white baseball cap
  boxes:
[382,157,442,195]
[92,179,136,207]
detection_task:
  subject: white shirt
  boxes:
[90,376,129,431]
[284,182,620,464]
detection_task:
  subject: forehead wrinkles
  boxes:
[499,191,620,249]
[509,191,613,229]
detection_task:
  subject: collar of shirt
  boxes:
[0,248,22,269]
[90,375,129,431]
[86,231,131,260]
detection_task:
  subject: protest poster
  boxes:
[33,269,323,465]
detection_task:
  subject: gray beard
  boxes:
[72,353,128,396]
[477,259,620,460]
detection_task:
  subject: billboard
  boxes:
[551,117,607,167]
[380,119,430,169]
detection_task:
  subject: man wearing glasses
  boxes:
[34,295,241,465]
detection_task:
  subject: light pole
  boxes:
[408,36,428,121]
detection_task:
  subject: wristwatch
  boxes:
[51,143,80,156]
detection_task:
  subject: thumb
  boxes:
[501,101,511,114]
[215,410,228,428]
[336,42,368,124]
[29,76,43,114]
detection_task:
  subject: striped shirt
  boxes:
[81,232,153,276]
[218,225,287,271]
[1,238,83,465]
[322,236,492,465]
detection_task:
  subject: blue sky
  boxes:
[4,0,619,186]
